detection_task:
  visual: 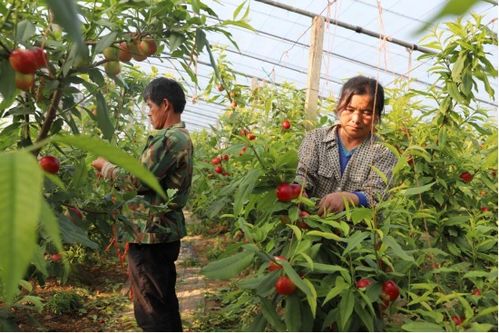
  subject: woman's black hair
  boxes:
[143,77,186,114]
[336,76,385,118]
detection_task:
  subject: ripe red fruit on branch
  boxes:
[15,72,35,91]
[381,280,400,302]
[246,133,256,140]
[118,42,132,62]
[32,47,48,68]
[138,37,157,56]
[223,154,229,161]
[480,207,489,212]
[216,84,224,92]
[211,157,221,165]
[356,278,373,289]
[9,49,39,74]
[268,256,287,272]
[39,155,60,174]
[276,183,302,202]
[275,276,296,295]
[451,316,463,326]
[50,253,62,262]
[472,288,481,296]
[214,166,223,174]
[282,119,291,130]
[459,171,473,183]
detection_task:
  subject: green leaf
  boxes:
[59,216,98,249]
[259,297,285,331]
[287,224,302,241]
[191,0,201,13]
[354,302,374,332]
[168,33,184,52]
[95,92,115,141]
[303,278,317,317]
[323,276,348,305]
[195,29,207,53]
[30,246,48,277]
[414,0,480,34]
[339,289,355,331]
[280,260,314,299]
[44,172,66,190]
[403,181,435,196]
[18,295,44,313]
[16,20,36,43]
[0,151,43,303]
[451,52,466,82]
[284,294,301,331]
[222,19,255,31]
[40,200,63,252]
[201,250,254,279]
[307,230,343,241]
[0,59,16,104]
[234,169,260,216]
[233,1,246,20]
[45,0,86,56]
[95,31,118,54]
[401,321,444,332]
[53,135,166,199]
[343,231,369,255]
[384,235,415,262]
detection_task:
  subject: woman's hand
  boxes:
[317,192,359,216]
[91,157,107,172]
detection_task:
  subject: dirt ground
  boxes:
[3,221,232,332]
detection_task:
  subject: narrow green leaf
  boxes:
[195,28,207,53]
[16,20,36,42]
[403,181,435,196]
[259,297,285,331]
[451,52,466,82]
[401,321,444,332]
[201,250,254,279]
[303,278,317,317]
[0,151,43,302]
[95,31,118,54]
[384,235,415,262]
[0,59,16,103]
[59,216,98,249]
[343,231,369,255]
[339,289,355,331]
[53,135,166,199]
[323,276,348,305]
[40,200,63,252]
[30,246,48,277]
[280,260,312,297]
[307,230,343,241]
[95,92,115,141]
[233,1,246,20]
[284,294,301,331]
[354,302,374,332]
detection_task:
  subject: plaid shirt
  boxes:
[295,125,396,207]
[101,122,193,244]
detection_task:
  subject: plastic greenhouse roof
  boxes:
[144,0,498,131]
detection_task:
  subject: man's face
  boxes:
[338,94,378,141]
[146,98,168,129]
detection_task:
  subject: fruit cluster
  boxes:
[102,36,158,76]
[9,47,48,91]
[211,154,230,176]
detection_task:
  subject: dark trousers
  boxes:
[128,241,182,332]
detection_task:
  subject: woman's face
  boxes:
[337,94,378,141]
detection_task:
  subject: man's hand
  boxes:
[91,157,107,172]
[317,192,359,216]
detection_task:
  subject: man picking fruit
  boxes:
[92,78,192,331]
[295,76,396,215]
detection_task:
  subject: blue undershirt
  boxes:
[337,133,369,207]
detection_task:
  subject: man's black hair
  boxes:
[337,76,385,119]
[143,77,186,114]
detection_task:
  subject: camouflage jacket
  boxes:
[101,122,193,244]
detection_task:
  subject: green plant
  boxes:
[45,291,83,315]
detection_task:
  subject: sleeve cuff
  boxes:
[353,191,369,207]
[101,161,117,179]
